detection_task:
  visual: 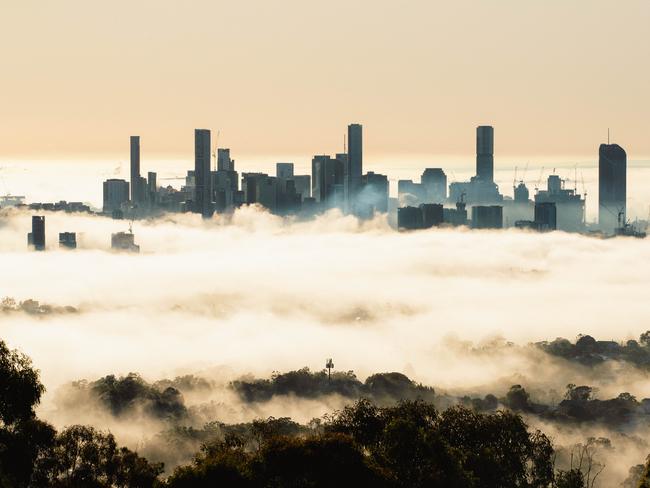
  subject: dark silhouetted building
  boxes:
[130,135,145,203]
[242,173,279,211]
[397,204,443,230]
[217,148,235,171]
[443,198,469,226]
[293,175,311,201]
[599,143,626,232]
[28,216,45,250]
[111,231,140,252]
[534,202,557,231]
[103,179,129,214]
[449,126,502,205]
[476,126,494,182]
[347,124,363,204]
[147,172,157,204]
[534,175,584,232]
[398,206,423,230]
[312,155,344,208]
[514,182,529,203]
[276,162,294,180]
[420,203,444,228]
[471,205,503,229]
[59,232,77,249]
[194,129,213,218]
[421,168,447,203]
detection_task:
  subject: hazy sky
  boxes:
[1,0,648,160]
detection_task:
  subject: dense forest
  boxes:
[3,336,650,486]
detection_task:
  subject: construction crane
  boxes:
[211,130,221,171]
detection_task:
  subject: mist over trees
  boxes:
[5,338,650,486]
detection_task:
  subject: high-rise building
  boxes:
[130,136,143,203]
[59,232,77,249]
[476,126,494,182]
[421,168,447,203]
[471,205,503,229]
[534,202,557,231]
[534,175,584,232]
[360,172,389,215]
[599,143,626,232]
[347,124,363,204]
[217,148,235,171]
[276,163,294,180]
[194,129,213,218]
[292,175,311,201]
[103,179,129,213]
[147,172,157,204]
[28,216,45,250]
[312,155,344,207]
[241,173,279,211]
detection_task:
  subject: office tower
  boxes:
[421,168,447,203]
[476,126,494,182]
[292,175,311,201]
[599,143,626,232]
[534,175,584,232]
[28,216,45,250]
[360,172,389,215]
[147,172,157,204]
[217,148,235,171]
[312,155,344,207]
[59,232,77,249]
[471,205,503,229]
[397,180,426,207]
[102,179,129,213]
[347,124,363,202]
[194,129,213,217]
[241,173,279,211]
[130,136,142,203]
[276,163,294,180]
[419,203,444,228]
[534,202,557,231]
[514,182,530,202]
[397,207,423,230]
[111,232,140,252]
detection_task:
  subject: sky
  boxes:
[1,0,648,161]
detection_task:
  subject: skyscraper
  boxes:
[347,123,363,204]
[276,163,294,180]
[194,129,213,218]
[421,168,447,203]
[599,143,626,232]
[130,136,141,203]
[103,179,129,213]
[476,126,494,182]
[28,215,45,250]
[217,148,235,171]
[312,155,344,207]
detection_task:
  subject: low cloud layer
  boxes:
[2,206,650,483]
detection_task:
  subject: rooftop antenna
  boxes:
[608,128,610,144]
[325,358,334,383]
[343,134,347,153]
